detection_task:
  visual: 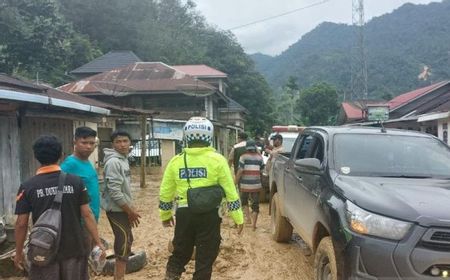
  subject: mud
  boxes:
[1,170,314,280]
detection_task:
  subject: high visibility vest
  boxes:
[159,146,243,225]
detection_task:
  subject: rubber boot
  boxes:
[251,212,258,231]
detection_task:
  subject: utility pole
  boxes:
[351,0,368,100]
[140,114,147,188]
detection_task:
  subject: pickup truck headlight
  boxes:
[346,201,412,241]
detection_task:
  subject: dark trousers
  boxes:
[29,256,88,280]
[166,207,221,280]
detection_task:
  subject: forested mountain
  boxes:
[251,0,450,99]
[0,0,273,134]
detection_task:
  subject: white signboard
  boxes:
[151,121,184,140]
[367,106,389,122]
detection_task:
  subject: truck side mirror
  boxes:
[294,158,321,172]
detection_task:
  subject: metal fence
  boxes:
[99,139,161,167]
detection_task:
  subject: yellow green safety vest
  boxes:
[159,147,244,225]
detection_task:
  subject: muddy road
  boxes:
[1,171,314,280]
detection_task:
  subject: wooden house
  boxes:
[60,62,246,166]
[0,74,111,224]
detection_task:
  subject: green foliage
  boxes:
[56,0,274,132]
[274,76,302,125]
[0,0,100,85]
[0,0,274,132]
[252,0,450,100]
[296,83,339,126]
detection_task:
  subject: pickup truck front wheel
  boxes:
[270,193,293,242]
[314,237,339,280]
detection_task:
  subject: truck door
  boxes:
[292,135,326,238]
[284,134,312,224]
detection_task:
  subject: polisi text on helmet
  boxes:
[186,124,210,130]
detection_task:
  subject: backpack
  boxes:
[27,172,66,266]
[183,153,225,214]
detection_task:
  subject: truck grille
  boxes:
[430,231,450,242]
[421,228,450,252]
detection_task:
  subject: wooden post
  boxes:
[140,115,147,188]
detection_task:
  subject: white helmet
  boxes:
[184,117,214,145]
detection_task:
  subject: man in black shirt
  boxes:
[228,132,248,174]
[14,135,104,280]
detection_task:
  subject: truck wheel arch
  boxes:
[270,193,293,242]
[314,237,341,280]
[312,222,344,279]
[312,223,330,253]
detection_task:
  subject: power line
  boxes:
[228,0,330,31]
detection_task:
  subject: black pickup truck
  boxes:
[269,126,450,279]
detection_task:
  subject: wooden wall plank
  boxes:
[20,117,73,181]
[0,116,21,224]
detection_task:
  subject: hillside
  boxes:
[251,0,450,99]
[0,0,275,133]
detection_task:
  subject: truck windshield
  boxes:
[334,134,450,178]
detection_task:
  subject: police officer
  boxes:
[159,117,244,280]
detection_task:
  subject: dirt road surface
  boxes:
[1,171,314,280]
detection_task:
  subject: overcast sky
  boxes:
[191,0,440,56]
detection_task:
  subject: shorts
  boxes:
[106,211,133,261]
[240,191,260,213]
[30,256,88,280]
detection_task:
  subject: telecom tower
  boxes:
[351,0,368,100]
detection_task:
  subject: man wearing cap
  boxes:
[159,117,244,280]
[264,134,284,176]
[234,139,264,230]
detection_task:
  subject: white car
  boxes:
[128,138,160,165]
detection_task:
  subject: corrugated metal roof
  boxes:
[0,74,43,92]
[388,81,449,111]
[60,62,216,95]
[70,51,142,74]
[172,65,227,78]
[0,74,155,115]
[341,100,387,120]
[342,102,364,120]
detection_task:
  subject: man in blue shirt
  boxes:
[61,127,100,223]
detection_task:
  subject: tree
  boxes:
[0,0,100,85]
[0,0,275,132]
[381,92,393,101]
[272,76,303,125]
[56,0,275,132]
[296,83,339,126]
